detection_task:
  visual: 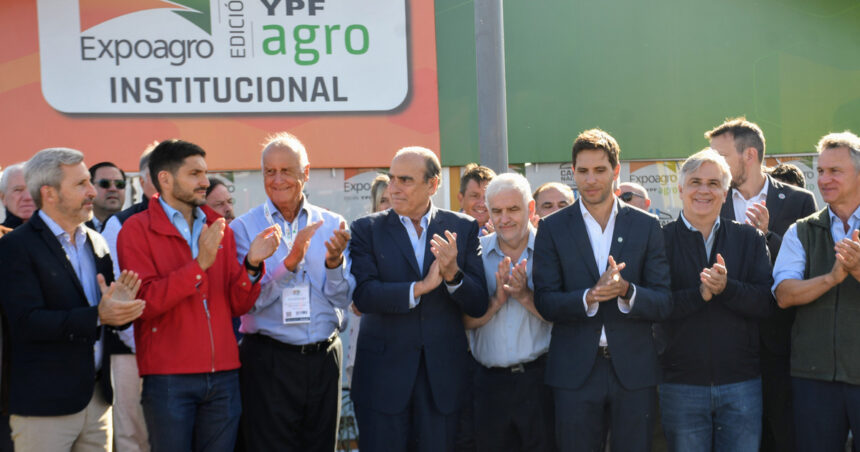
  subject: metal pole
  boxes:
[474,0,509,174]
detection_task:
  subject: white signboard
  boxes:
[37,0,409,113]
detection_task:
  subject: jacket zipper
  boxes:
[203,299,216,373]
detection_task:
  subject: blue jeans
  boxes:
[141,370,241,452]
[659,378,762,452]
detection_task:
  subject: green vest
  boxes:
[794,208,860,384]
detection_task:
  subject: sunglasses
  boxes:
[619,191,644,202]
[96,179,127,189]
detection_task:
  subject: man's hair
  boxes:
[261,132,309,171]
[139,141,158,178]
[532,182,575,203]
[680,148,732,191]
[704,117,766,162]
[572,128,620,169]
[88,161,126,182]
[485,172,533,209]
[393,147,441,182]
[767,163,806,188]
[370,173,390,212]
[0,162,26,194]
[24,148,85,208]
[816,131,860,171]
[148,139,206,193]
[459,163,496,195]
[206,177,228,197]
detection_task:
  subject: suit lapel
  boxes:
[385,210,422,277]
[765,175,785,225]
[720,190,735,221]
[32,213,87,301]
[422,208,441,276]
[609,204,631,261]
[568,201,601,282]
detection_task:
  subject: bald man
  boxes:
[617,182,651,211]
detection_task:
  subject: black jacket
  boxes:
[660,216,774,385]
[0,210,23,230]
[0,212,117,415]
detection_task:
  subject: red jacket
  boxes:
[117,195,262,376]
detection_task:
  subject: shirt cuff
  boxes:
[583,289,598,317]
[618,284,636,313]
[409,282,421,309]
[445,280,463,294]
[325,263,345,283]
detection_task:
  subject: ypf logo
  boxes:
[79,0,212,34]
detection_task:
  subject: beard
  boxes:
[57,192,93,225]
[172,183,206,208]
[730,165,747,189]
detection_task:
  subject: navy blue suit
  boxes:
[534,200,672,451]
[349,206,488,452]
[0,212,115,416]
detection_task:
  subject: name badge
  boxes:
[282,284,311,325]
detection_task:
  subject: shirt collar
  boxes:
[38,210,86,244]
[266,196,308,223]
[487,225,536,257]
[579,197,619,223]
[828,204,860,228]
[680,211,721,235]
[158,197,206,226]
[398,203,434,229]
[732,177,769,203]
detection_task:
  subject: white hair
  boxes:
[261,132,310,170]
[25,148,84,208]
[0,162,25,194]
[485,172,533,208]
[817,131,860,171]
[680,148,732,191]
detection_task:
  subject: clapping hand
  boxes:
[97,270,146,326]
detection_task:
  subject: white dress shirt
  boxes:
[579,200,635,347]
[731,178,769,224]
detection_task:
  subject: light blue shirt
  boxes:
[469,228,551,367]
[680,213,721,261]
[401,208,431,308]
[158,197,206,259]
[39,210,103,370]
[773,205,860,293]
[231,198,355,345]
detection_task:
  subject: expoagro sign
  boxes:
[38,0,409,113]
[1,0,438,170]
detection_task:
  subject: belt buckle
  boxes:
[600,346,611,359]
[511,363,525,374]
[300,343,315,354]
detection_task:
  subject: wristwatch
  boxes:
[621,282,634,300]
[445,270,464,285]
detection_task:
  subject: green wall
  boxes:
[435,0,860,165]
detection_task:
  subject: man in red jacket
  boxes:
[117,139,281,451]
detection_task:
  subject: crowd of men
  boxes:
[0,117,858,452]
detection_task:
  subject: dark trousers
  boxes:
[455,353,478,452]
[142,370,241,452]
[473,356,555,452]
[239,333,342,452]
[554,352,656,452]
[793,377,860,452]
[760,351,795,452]
[354,352,459,452]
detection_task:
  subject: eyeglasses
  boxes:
[96,179,126,189]
[619,191,644,202]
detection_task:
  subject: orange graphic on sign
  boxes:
[79,0,173,31]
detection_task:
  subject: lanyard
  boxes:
[263,202,301,253]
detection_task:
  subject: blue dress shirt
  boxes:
[231,198,355,345]
[39,210,103,370]
[773,205,860,293]
[469,228,551,367]
[158,197,206,259]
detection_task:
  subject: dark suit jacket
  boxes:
[534,200,672,391]
[720,174,817,356]
[0,212,115,416]
[349,207,488,415]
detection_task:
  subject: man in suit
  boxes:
[0,147,145,452]
[706,117,817,452]
[349,146,488,451]
[534,129,672,452]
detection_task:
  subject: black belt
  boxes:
[249,332,337,355]
[598,345,611,359]
[486,354,547,374]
